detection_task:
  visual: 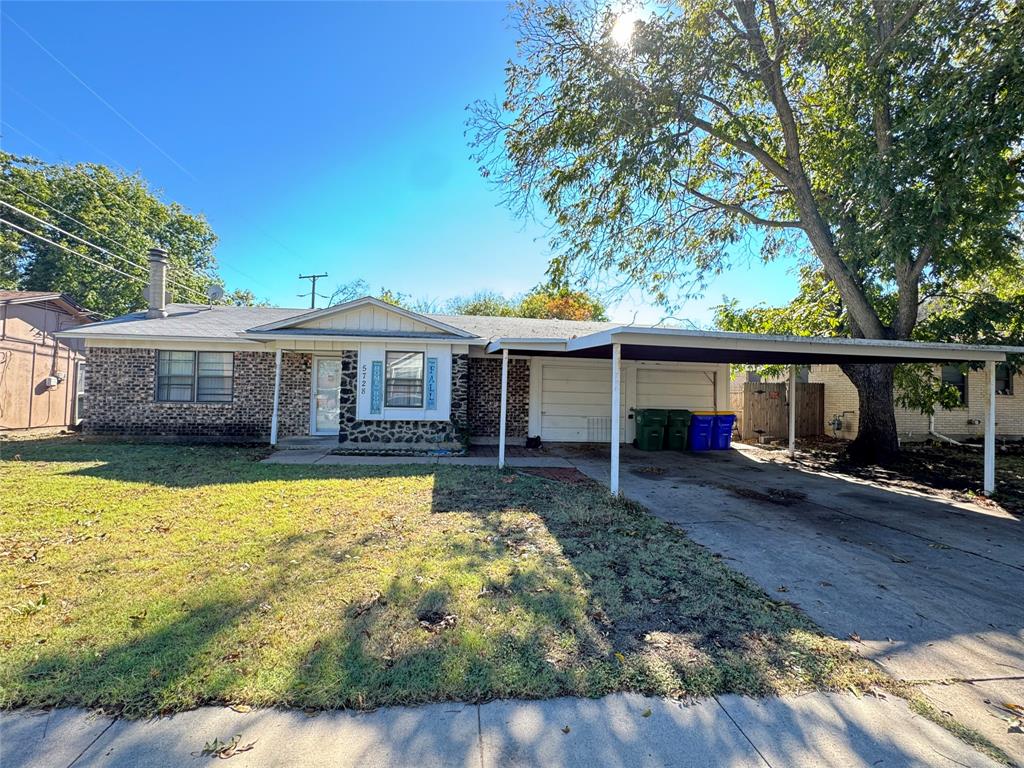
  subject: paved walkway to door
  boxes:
[568,444,1024,764]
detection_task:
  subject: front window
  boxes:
[156,351,196,402]
[941,365,967,406]
[996,363,1014,396]
[196,352,233,402]
[385,351,424,407]
[156,351,233,403]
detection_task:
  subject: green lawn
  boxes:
[0,438,881,717]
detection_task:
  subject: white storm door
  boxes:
[311,357,343,435]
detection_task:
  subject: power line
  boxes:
[0,199,209,302]
[0,179,204,294]
[298,272,328,309]
[3,13,197,181]
[1,45,281,296]
[2,217,152,287]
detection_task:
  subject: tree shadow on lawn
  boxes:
[3,442,871,716]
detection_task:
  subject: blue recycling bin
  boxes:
[688,413,714,451]
[711,413,737,450]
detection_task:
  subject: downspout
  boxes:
[928,414,963,446]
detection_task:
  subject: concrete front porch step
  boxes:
[275,436,338,450]
[333,442,466,455]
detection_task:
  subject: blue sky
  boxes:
[1,1,797,324]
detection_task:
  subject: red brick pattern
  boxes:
[468,356,530,438]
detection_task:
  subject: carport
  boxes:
[486,328,1024,496]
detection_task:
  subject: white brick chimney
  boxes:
[146,247,169,318]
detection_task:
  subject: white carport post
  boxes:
[498,348,509,469]
[983,360,996,495]
[787,364,797,459]
[269,348,283,446]
[610,342,621,496]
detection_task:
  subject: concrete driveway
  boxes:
[567,444,1024,764]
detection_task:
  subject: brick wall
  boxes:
[809,364,1024,440]
[467,356,530,438]
[83,347,312,439]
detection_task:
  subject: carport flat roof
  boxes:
[486,326,1024,365]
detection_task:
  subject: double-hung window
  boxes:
[941,364,967,406]
[384,351,424,408]
[996,363,1014,396]
[156,351,233,403]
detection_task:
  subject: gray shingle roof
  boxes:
[60,303,621,342]
[64,304,306,339]
[424,313,618,342]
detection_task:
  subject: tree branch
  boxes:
[684,185,803,229]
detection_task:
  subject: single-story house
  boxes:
[810,364,1023,442]
[1,290,94,432]
[58,249,1024,495]
[730,364,1024,443]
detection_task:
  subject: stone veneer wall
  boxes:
[467,357,530,438]
[83,347,312,439]
[336,350,469,447]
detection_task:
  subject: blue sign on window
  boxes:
[370,360,383,414]
[426,357,438,410]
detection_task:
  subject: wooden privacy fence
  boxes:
[737,382,824,441]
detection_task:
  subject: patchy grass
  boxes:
[1,438,886,717]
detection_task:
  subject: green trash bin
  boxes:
[666,409,693,450]
[633,408,668,451]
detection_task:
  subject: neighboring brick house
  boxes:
[810,364,1024,441]
[0,290,95,432]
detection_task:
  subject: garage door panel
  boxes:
[636,369,716,410]
[542,390,612,405]
[542,403,616,418]
[540,363,624,442]
[541,379,611,394]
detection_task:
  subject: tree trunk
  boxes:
[838,363,901,464]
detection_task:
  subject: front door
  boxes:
[311,357,342,435]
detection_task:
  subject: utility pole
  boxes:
[298,273,328,309]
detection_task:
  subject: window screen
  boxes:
[196,352,234,402]
[385,351,424,408]
[156,351,234,402]
[156,351,196,402]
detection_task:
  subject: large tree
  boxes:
[471,0,1024,461]
[1,153,226,317]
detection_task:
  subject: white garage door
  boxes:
[635,368,717,411]
[539,363,624,442]
[537,362,720,442]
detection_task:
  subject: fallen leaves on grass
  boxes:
[9,593,47,617]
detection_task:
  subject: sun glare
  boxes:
[610,10,641,47]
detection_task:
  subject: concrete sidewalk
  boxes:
[2,692,999,768]
[261,449,573,468]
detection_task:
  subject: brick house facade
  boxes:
[83,346,482,447]
[467,356,530,440]
[809,364,1024,440]
[84,347,313,440]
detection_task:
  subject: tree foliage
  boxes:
[449,285,609,320]
[471,0,1024,459]
[0,153,227,316]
